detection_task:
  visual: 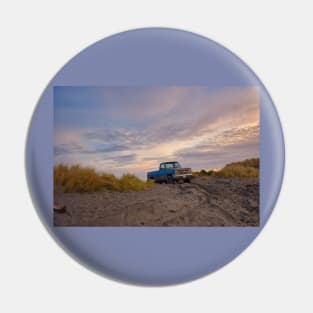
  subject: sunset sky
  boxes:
[54,86,259,179]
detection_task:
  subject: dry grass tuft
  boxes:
[54,164,154,193]
[193,158,259,178]
[215,158,259,178]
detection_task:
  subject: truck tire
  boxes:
[167,175,174,184]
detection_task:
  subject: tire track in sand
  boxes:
[178,181,238,224]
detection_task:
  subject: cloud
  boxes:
[54,141,129,156]
[115,86,259,147]
[54,86,260,178]
[83,128,141,147]
[82,144,130,154]
[113,153,137,163]
[54,143,83,156]
[174,124,259,169]
[195,125,259,150]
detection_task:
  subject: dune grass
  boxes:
[54,164,154,193]
[215,158,259,178]
[193,169,215,176]
[193,158,259,178]
[119,174,154,191]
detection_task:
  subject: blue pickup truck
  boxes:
[147,161,192,183]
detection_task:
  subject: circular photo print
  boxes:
[26,28,284,285]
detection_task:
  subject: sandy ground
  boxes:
[54,177,259,226]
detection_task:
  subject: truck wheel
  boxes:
[184,178,191,183]
[167,175,174,184]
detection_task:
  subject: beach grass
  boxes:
[215,158,259,178]
[193,158,259,178]
[54,164,154,193]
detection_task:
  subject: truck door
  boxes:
[159,163,167,181]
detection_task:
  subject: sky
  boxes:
[54,86,259,179]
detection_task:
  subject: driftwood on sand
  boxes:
[53,203,67,213]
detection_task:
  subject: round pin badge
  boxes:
[26,28,284,286]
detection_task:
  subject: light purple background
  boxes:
[26,28,284,285]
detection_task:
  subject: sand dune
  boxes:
[54,177,259,227]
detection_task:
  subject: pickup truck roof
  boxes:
[159,161,182,169]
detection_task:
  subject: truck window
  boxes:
[160,163,165,169]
